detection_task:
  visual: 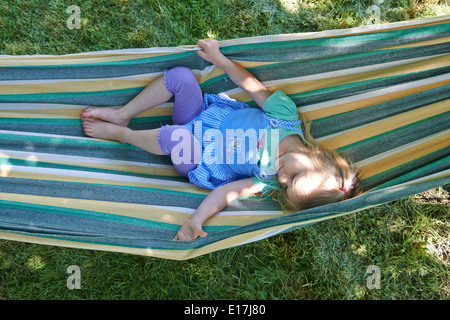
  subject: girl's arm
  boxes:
[196,39,272,108]
[173,178,259,241]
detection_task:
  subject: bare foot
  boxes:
[82,106,130,127]
[83,117,127,142]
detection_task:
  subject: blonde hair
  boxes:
[274,112,362,213]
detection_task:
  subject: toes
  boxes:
[82,107,94,114]
[82,117,92,128]
[82,107,97,119]
[82,118,95,134]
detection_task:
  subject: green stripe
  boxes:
[0,115,172,125]
[249,46,432,71]
[129,116,172,124]
[0,87,144,102]
[0,118,83,125]
[0,132,137,149]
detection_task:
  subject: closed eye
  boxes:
[291,173,299,185]
[284,173,300,190]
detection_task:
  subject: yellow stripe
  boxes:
[0,77,157,95]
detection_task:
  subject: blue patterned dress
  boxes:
[183,91,304,191]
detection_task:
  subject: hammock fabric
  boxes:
[0,16,449,260]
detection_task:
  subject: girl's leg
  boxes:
[82,66,203,126]
[83,119,200,177]
[164,66,204,125]
[82,76,172,127]
[83,67,203,176]
[82,118,164,155]
[158,124,201,176]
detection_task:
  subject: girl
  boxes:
[82,39,361,241]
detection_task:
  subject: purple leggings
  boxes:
[158,67,204,177]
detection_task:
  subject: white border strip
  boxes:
[7,165,192,187]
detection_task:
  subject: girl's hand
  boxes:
[196,39,227,66]
[173,218,208,241]
[196,39,272,108]
[173,178,259,241]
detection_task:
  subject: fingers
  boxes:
[172,229,208,241]
[196,39,220,54]
[173,230,192,241]
[195,48,207,59]
[196,39,225,66]
[197,39,217,48]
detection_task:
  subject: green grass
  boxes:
[0,0,449,300]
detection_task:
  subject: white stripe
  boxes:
[0,129,102,141]
[237,227,292,246]
[8,165,191,187]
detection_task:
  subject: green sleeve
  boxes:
[263,90,298,121]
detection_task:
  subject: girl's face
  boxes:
[276,151,314,190]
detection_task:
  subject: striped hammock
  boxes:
[0,16,449,260]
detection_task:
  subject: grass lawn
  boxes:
[0,0,449,300]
